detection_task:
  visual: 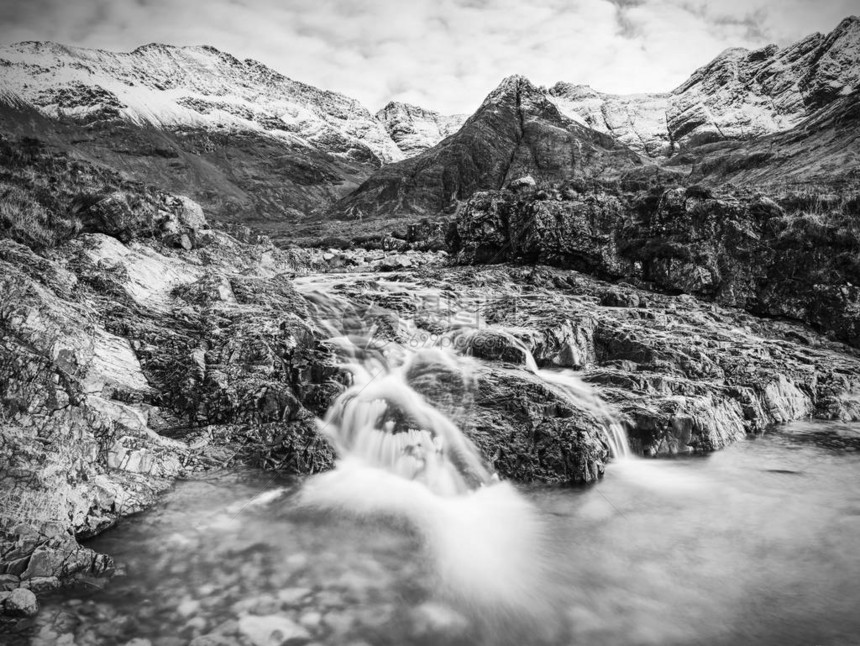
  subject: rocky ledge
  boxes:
[449,181,860,349]
[0,227,346,620]
[0,146,343,619]
[321,263,860,459]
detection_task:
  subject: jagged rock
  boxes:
[0,575,19,591]
[1,207,337,592]
[600,289,644,308]
[451,185,860,349]
[366,263,860,457]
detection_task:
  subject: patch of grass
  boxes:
[0,135,164,251]
[0,183,82,248]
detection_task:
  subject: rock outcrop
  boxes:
[391,264,860,456]
[0,140,347,614]
[449,184,860,349]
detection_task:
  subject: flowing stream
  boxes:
[18,421,860,646]
[10,273,860,645]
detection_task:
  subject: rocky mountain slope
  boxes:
[328,75,646,220]
[376,101,467,156]
[547,16,860,158]
[322,17,860,226]
[678,90,860,187]
[0,41,401,164]
[547,84,672,157]
[0,42,403,237]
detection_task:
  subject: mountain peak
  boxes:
[479,74,546,111]
[829,14,860,43]
[491,74,539,94]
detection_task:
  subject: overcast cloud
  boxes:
[0,0,856,113]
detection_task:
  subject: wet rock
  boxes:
[277,587,312,606]
[1,215,332,592]
[0,574,20,591]
[298,611,322,630]
[386,263,860,458]
[410,601,469,638]
[22,576,61,594]
[322,611,354,638]
[188,635,232,646]
[3,587,38,617]
[238,613,310,646]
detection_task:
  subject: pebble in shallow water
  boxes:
[238,613,310,646]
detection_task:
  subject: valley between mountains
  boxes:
[1,13,860,627]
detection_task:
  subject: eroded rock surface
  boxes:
[378,264,860,455]
[450,184,860,349]
[0,194,339,614]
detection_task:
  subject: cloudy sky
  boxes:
[0,0,856,113]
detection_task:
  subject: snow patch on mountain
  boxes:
[376,101,467,156]
[547,83,671,156]
[547,16,860,157]
[0,41,403,164]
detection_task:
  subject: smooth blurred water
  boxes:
[15,420,860,646]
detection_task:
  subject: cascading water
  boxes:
[292,273,630,632]
[448,325,631,460]
[536,368,630,459]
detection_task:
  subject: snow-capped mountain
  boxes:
[333,75,642,220]
[547,16,860,157]
[0,15,857,233]
[547,84,671,157]
[0,41,403,165]
[376,102,467,156]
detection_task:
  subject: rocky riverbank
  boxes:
[0,208,343,619]
[4,137,860,626]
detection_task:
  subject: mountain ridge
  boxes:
[547,15,860,158]
[1,16,858,236]
[326,74,646,221]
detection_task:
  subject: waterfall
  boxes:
[292,273,626,628]
[449,325,631,459]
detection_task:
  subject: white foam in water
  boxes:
[294,278,628,632]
